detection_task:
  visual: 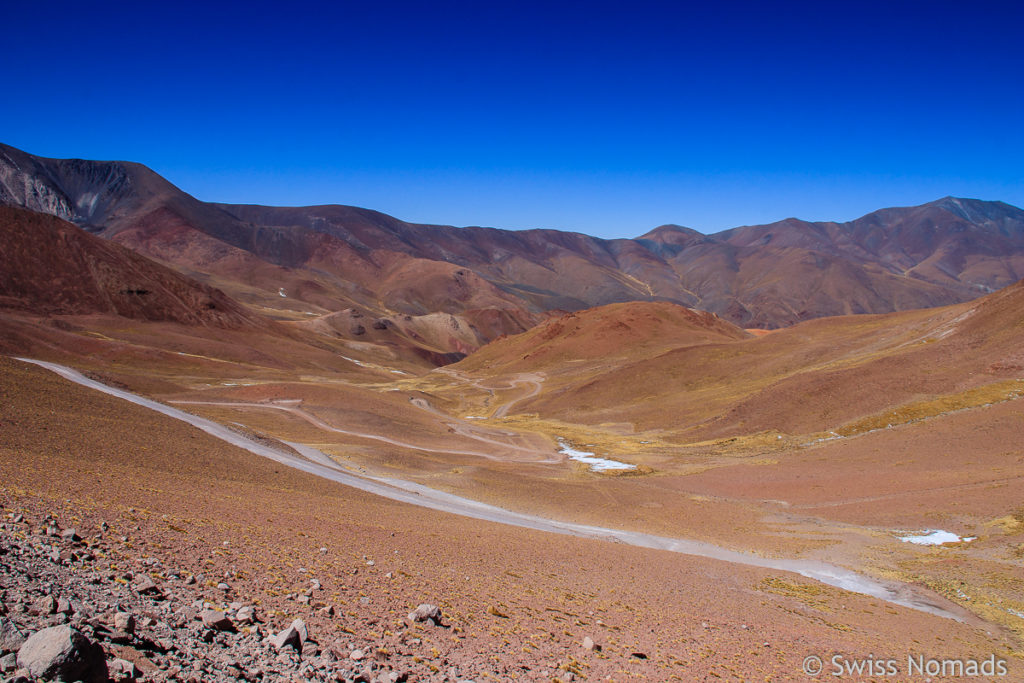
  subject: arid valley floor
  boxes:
[3,287,1024,681]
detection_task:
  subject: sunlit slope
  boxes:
[453,281,1024,441]
[458,301,750,374]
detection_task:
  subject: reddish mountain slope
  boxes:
[0,206,263,328]
[3,143,1024,329]
[459,301,749,375]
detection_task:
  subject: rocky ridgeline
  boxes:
[0,511,481,683]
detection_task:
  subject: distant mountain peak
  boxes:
[636,224,709,241]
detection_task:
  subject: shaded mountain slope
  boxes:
[0,206,263,328]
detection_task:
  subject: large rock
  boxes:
[270,625,302,652]
[290,618,308,643]
[16,625,107,682]
[0,618,26,654]
[270,618,308,652]
[407,604,442,624]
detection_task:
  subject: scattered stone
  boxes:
[234,605,256,624]
[582,636,600,652]
[16,625,108,682]
[133,575,161,597]
[350,648,365,661]
[60,528,81,543]
[107,657,140,681]
[34,595,57,615]
[0,618,27,654]
[200,609,234,632]
[0,652,17,673]
[113,612,136,634]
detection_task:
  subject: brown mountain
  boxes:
[460,301,750,375]
[3,142,1023,330]
[0,206,263,328]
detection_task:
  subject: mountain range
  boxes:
[3,142,1024,358]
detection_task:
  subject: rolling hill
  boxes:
[450,277,1024,442]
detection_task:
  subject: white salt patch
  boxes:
[557,439,636,472]
[898,530,967,545]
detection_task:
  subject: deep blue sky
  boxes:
[4,1,1022,237]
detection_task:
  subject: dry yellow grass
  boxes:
[834,379,1024,437]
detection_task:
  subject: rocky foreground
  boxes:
[0,508,547,683]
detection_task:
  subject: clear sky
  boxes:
[4,1,1022,238]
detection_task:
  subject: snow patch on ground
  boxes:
[898,530,971,545]
[557,439,636,472]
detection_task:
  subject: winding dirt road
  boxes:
[169,397,563,464]
[16,357,969,622]
[435,368,545,418]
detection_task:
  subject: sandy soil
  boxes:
[3,356,1020,681]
